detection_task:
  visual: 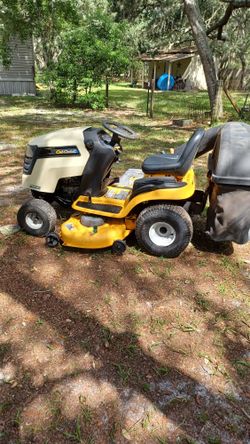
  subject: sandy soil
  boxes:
[0,98,249,444]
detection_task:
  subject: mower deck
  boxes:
[60,216,132,249]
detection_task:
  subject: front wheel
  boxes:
[17,198,57,237]
[135,204,193,258]
[111,240,126,255]
[46,232,60,248]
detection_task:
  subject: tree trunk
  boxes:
[183,0,223,122]
[239,54,246,90]
[72,78,77,103]
[105,78,109,108]
[213,80,224,119]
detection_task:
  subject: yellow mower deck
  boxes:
[61,217,132,249]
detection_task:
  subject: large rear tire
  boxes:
[135,204,193,258]
[17,198,57,237]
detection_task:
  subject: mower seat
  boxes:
[142,128,205,176]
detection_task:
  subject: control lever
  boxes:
[117,140,123,151]
[115,145,122,162]
[114,138,123,162]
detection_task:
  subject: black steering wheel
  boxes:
[103,120,137,140]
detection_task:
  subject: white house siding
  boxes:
[183,55,207,90]
[0,37,36,95]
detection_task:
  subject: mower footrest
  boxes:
[75,201,122,214]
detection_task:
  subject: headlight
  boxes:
[23,145,36,175]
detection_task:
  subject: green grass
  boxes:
[106,82,249,121]
[113,362,131,383]
[1,82,248,123]
[195,293,211,312]
[1,82,247,186]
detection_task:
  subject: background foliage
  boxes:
[0,0,249,109]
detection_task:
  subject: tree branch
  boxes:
[207,0,250,40]
[221,0,250,6]
[207,3,234,39]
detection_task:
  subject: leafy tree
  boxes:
[110,0,250,120]
[48,10,133,107]
[0,0,78,68]
[183,0,250,120]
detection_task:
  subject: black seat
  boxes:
[142,128,205,176]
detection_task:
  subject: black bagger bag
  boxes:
[206,122,250,244]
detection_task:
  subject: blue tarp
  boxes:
[157,73,175,91]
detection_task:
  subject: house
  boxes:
[0,37,36,95]
[140,46,207,91]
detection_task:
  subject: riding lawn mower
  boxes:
[17,120,250,257]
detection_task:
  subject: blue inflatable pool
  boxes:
[157,73,175,91]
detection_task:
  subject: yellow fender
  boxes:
[72,169,195,219]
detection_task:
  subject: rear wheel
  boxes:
[31,190,55,203]
[17,198,57,237]
[135,204,193,258]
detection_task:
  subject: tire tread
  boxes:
[17,198,57,237]
[135,204,193,258]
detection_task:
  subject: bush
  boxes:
[50,88,105,110]
[51,88,71,105]
[77,92,105,110]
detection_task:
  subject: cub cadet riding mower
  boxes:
[18,120,250,257]
[18,121,206,257]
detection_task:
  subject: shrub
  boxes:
[77,92,105,110]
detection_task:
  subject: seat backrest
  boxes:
[176,128,205,176]
[195,125,222,159]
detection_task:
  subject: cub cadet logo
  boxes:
[55,148,77,155]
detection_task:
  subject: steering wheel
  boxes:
[103,120,137,140]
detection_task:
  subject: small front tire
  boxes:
[135,204,193,258]
[46,232,60,248]
[17,198,57,237]
[111,240,126,255]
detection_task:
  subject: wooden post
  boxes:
[141,63,145,89]
[130,68,133,85]
[167,62,172,90]
[105,77,109,108]
[223,84,240,115]
[146,81,150,115]
[149,61,157,118]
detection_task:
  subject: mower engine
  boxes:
[22,127,92,205]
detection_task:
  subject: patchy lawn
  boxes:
[0,87,249,444]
